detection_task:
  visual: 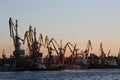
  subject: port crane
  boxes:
[99,42,106,59]
[47,38,63,58]
[23,26,43,57]
[84,40,92,59]
[46,38,79,66]
[64,42,79,56]
[44,37,64,69]
[62,42,79,65]
[99,42,106,64]
[9,17,25,57]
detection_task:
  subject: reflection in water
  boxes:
[0,69,120,80]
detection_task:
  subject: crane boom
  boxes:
[23,31,33,52]
[47,38,60,57]
[63,42,78,56]
[9,17,16,48]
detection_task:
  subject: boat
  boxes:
[64,56,89,70]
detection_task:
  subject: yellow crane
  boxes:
[23,30,33,54]
[23,26,43,57]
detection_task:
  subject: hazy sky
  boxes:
[0,0,120,57]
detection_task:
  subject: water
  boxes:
[0,69,120,80]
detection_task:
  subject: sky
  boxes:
[0,0,120,57]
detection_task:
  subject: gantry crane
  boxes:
[9,17,25,57]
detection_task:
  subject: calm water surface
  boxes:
[0,69,120,80]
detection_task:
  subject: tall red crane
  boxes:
[47,38,62,57]
[61,42,79,65]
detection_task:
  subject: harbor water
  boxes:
[0,69,120,80]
